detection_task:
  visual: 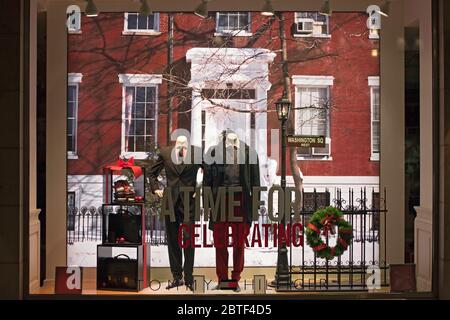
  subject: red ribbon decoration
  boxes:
[320,214,339,237]
[308,223,321,235]
[313,243,328,252]
[106,157,143,178]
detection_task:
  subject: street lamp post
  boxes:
[270,92,292,290]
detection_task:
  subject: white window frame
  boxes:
[215,12,253,37]
[67,9,82,34]
[67,73,83,159]
[369,76,380,161]
[293,12,331,38]
[123,12,161,36]
[292,75,334,161]
[119,74,163,160]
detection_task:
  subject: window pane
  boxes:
[146,103,155,119]
[128,121,135,135]
[128,14,138,29]
[316,13,328,23]
[316,114,327,136]
[297,87,329,138]
[229,14,238,30]
[135,120,145,135]
[146,87,156,102]
[68,120,74,135]
[135,136,145,151]
[148,15,155,29]
[373,103,380,121]
[137,14,148,29]
[373,122,380,152]
[135,103,146,118]
[68,102,75,118]
[126,87,135,98]
[218,13,228,29]
[146,120,155,136]
[125,87,135,118]
[68,85,76,101]
[126,136,135,152]
[136,87,146,102]
[240,13,249,29]
[67,135,74,152]
[372,88,380,121]
[315,88,328,106]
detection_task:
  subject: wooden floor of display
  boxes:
[31,267,390,296]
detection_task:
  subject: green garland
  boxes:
[305,206,353,260]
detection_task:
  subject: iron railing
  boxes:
[66,206,165,245]
[282,187,388,291]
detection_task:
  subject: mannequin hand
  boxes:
[155,189,164,198]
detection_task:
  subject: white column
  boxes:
[404,0,434,292]
[29,0,40,292]
[190,91,203,148]
[29,209,41,292]
[46,1,68,280]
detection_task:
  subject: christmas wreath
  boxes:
[306,206,353,260]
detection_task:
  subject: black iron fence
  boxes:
[283,187,388,291]
[67,206,102,244]
[66,206,166,245]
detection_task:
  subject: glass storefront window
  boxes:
[21,0,443,299]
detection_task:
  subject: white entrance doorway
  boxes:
[202,93,253,150]
[186,48,276,161]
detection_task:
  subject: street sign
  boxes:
[287,135,326,148]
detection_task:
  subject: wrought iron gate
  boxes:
[279,187,388,292]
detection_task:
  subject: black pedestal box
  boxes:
[102,203,145,245]
[97,244,150,292]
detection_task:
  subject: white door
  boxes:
[203,100,252,150]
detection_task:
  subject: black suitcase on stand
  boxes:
[97,244,150,292]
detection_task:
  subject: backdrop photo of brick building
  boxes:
[66,11,380,267]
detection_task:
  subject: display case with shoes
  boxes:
[98,159,150,292]
[103,157,146,204]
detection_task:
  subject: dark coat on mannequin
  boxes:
[203,138,261,230]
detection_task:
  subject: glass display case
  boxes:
[103,165,146,204]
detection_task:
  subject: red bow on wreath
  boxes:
[320,214,340,237]
[106,157,143,178]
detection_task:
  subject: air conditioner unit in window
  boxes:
[312,138,331,156]
[296,20,314,34]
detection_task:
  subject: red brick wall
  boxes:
[68,12,379,177]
